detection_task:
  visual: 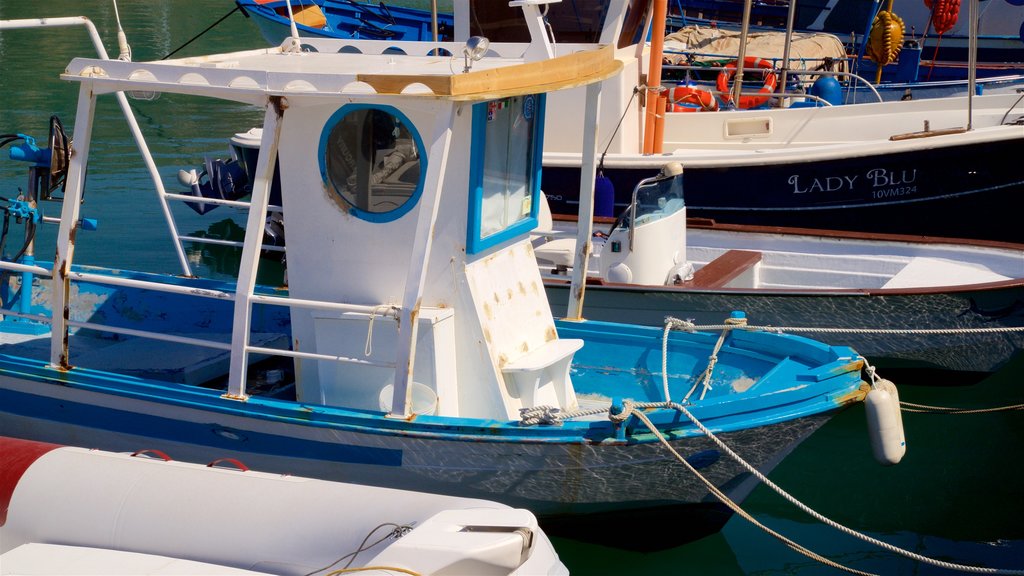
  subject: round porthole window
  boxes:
[320,105,424,222]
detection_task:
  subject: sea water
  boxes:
[1,1,1022,573]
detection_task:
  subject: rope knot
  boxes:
[608,400,635,423]
[664,316,697,332]
[519,405,562,426]
[725,315,748,327]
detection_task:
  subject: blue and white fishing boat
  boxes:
[0,11,880,541]
[0,436,567,576]
[236,0,454,44]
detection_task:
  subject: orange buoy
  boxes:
[667,85,719,112]
[925,0,961,35]
[715,57,778,109]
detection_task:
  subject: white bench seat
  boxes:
[502,338,583,409]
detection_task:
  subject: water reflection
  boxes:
[0,0,265,278]
[186,217,285,286]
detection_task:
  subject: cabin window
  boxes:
[467,94,545,254]
[320,105,425,222]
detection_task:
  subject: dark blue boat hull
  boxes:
[543,136,1024,243]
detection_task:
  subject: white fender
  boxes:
[865,378,906,465]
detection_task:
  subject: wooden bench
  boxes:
[682,250,762,289]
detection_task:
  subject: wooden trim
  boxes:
[357,44,622,100]
[683,249,762,289]
[890,127,968,141]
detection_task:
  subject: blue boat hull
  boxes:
[0,380,837,517]
[237,0,454,45]
[0,266,865,519]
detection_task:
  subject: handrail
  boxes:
[1,267,403,373]
[162,192,284,211]
[247,345,397,369]
[0,17,192,276]
[176,235,287,253]
[3,19,409,398]
[663,63,884,103]
[249,294,401,317]
[0,261,50,277]
[69,271,236,300]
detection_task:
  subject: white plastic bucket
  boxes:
[378,382,438,415]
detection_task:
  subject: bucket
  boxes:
[378,382,438,415]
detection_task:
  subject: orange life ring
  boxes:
[667,85,719,112]
[716,57,778,109]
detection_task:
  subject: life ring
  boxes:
[667,85,719,112]
[716,57,778,109]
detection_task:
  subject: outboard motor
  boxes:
[177,156,250,215]
[177,128,286,264]
[600,162,691,285]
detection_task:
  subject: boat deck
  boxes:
[0,327,294,397]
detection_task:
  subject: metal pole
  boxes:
[225,99,285,401]
[50,84,96,370]
[732,0,753,106]
[778,0,799,104]
[388,109,455,418]
[431,0,439,42]
[566,81,603,320]
[967,0,978,130]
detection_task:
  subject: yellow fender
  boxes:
[867,10,905,66]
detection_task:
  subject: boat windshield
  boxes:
[468,0,611,43]
[631,174,684,227]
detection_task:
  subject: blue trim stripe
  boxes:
[0,387,403,466]
[466,95,546,255]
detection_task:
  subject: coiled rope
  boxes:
[520,318,1024,574]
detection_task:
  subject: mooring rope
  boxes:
[899,401,1024,414]
[625,407,874,576]
[657,323,1024,574]
[518,319,1024,574]
[665,320,1024,336]
[162,5,242,60]
[675,317,1024,414]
